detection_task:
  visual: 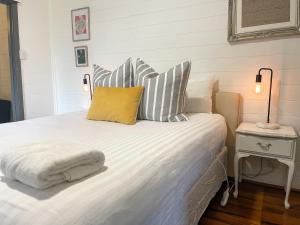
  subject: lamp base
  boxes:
[256,122,280,130]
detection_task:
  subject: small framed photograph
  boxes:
[71,7,90,42]
[74,46,88,67]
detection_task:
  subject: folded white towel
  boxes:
[0,141,105,189]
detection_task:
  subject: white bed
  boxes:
[0,110,229,225]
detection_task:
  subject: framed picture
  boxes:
[228,0,300,42]
[71,7,90,42]
[74,46,88,67]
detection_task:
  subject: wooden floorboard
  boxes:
[199,182,300,225]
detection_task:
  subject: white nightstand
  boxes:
[233,122,298,209]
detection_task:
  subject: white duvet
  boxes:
[0,112,226,225]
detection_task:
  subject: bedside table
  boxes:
[233,122,298,209]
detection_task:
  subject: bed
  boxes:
[0,92,240,225]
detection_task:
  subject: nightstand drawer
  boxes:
[237,134,294,158]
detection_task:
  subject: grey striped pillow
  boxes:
[136,58,191,122]
[93,58,134,88]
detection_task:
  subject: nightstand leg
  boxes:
[285,161,294,209]
[233,153,240,198]
[278,159,294,209]
[239,158,243,183]
[234,153,249,199]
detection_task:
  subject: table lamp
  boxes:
[255,68,280,130]
[83,74,92,100]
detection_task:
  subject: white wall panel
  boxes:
[50,0,300,188]
[18,0,54,119]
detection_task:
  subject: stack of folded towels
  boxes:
[0,141,105,189]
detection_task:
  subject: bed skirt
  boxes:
[187,146,227,225]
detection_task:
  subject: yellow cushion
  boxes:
[87,87,144,125]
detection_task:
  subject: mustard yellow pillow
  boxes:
[87,87,144,125]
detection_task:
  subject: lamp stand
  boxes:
[255,68,280,130]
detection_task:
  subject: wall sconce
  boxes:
[255,68,280,130]
[83,74,92,100]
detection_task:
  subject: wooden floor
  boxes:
[199,182,300,225]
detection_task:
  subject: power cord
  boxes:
[216,156,275,206]
[242,158,275,178]
[216,157,234,207]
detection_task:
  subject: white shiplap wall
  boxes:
[18,0,54,119]
[50,0,300,188]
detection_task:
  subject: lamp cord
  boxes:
[242,158,275,179]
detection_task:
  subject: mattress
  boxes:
[0,112,227,225]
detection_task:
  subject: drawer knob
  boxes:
[257,142,272,151]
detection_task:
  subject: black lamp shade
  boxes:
[256,74,262,83]
[83,78,88,85]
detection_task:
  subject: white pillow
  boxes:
[185,76,215,113]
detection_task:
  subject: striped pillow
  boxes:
[93,58,134,88]
[136,58,191,122]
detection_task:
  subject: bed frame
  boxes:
[187,92,241,225]
[0,92,241,225]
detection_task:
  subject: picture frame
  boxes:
[228,0,300,42]
[74,46,89,67]
[71,7,90,42]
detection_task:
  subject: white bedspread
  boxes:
[0,112,226,225]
